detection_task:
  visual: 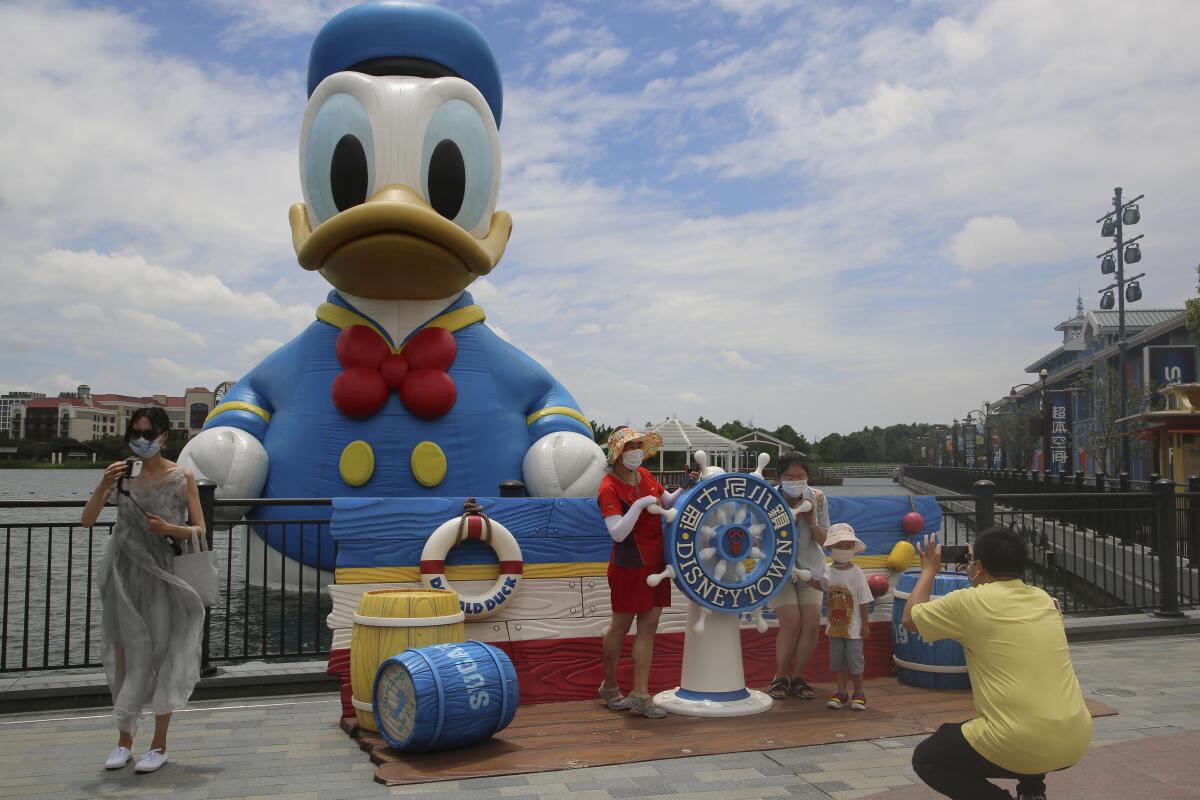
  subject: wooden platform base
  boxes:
[343,679,1116,787]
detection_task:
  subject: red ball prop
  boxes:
[867,574,889,598]
[336,325,390,369]
[403,327,457,371]
[399,368,457,419]
[902,511,925,535]
[379,353,409,389]
[331,368,389,418]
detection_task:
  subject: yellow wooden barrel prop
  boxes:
[349,589,465,732]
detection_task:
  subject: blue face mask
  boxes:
[129,437,162,459]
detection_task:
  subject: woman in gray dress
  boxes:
[81,406,207,773]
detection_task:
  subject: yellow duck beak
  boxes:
[289,184,511,300]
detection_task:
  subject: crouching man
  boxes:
[902,527,1092,800]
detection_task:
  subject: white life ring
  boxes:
[419,513,523,621]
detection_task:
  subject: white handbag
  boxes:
[174,528,218,607]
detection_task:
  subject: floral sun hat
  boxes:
[824,522,867,554]
[605,426,663,465]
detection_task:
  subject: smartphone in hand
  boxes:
[941,545,970,565]
[124,458,143,479]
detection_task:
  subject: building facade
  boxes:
[14,385,217,442]
[995,302,1196,479]
[0,391,45,436]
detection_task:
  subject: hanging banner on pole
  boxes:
[1045,390,1072,474]
[991,435,1002,470]
[964,424,976,468]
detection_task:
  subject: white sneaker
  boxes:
[104,746,132,769]
[134,749,168,773]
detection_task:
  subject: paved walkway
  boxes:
[1,634,1198,799]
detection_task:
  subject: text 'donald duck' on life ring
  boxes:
[419,513,523,620]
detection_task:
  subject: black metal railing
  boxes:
[906,474,1196,617]
[0,485,334,674]
[4,476,1196,674]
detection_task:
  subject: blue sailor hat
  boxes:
[307,1,504,126]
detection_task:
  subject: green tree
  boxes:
[1185,264,1200,342]
[817,432,844,462]
[591,420,615,447]
[1078,364,1158,475]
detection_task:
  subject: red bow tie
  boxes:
[331,325,458,420]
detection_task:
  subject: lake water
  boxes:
[0,468,329,673]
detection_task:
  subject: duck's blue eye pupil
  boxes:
[330,134,368,212]
[428,139,465,220]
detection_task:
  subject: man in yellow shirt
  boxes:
[901,528,1092,800]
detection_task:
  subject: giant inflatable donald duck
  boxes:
[180,1,606,572]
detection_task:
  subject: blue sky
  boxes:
[1,0,1196,438]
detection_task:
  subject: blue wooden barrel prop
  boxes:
[372,640,519,752]
[891,570,972,690]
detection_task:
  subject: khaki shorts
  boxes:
[768,580,823,610]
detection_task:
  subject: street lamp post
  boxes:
[1009,367,1049,471]
[1096,187,1146,475]
[952,419,960,468]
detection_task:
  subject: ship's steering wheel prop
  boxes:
[646,451,798,717]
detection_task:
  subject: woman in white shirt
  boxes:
[765,455,829,699]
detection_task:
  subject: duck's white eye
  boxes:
[303,93,375,224]
[420,99,495,234]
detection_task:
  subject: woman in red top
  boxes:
[596,427,686,719]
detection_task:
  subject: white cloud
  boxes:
[4,0,1197,440]
[195,0,357,46]
[547,46,630,80]
[721,350,756,370]
[0,3,303,278]
[947,216,1063,272]
[149,356,233,389]
[234,338,286,368]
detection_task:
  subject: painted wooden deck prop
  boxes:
[327,493,942,714]
[350,690,1118,786]
[349,589,464,731]
[891,570,972,690]
[373,640,519,752]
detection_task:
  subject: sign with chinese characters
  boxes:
[991,435,1002,470]
[1145,346,1197,386]
[667,473,797,613]
[1044,390,1073,474]
[964,424,976,467]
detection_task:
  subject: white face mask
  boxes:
[621,449,644,470]
[129,437,162,459]
[830,549,853,564]
[781,479,807,497]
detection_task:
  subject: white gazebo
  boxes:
[643,416,746,472]
[734,429,799,471]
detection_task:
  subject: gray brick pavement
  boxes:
[0,634,1197,799]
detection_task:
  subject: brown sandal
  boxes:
[789,677,816,700]
[768,677,790,699]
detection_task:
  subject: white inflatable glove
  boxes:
[752,452,770,478]
[177,426,268,521]
[645,503,678,523]
[791,567,813,584]
[522,431,606,497]
[694,450,724,479]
